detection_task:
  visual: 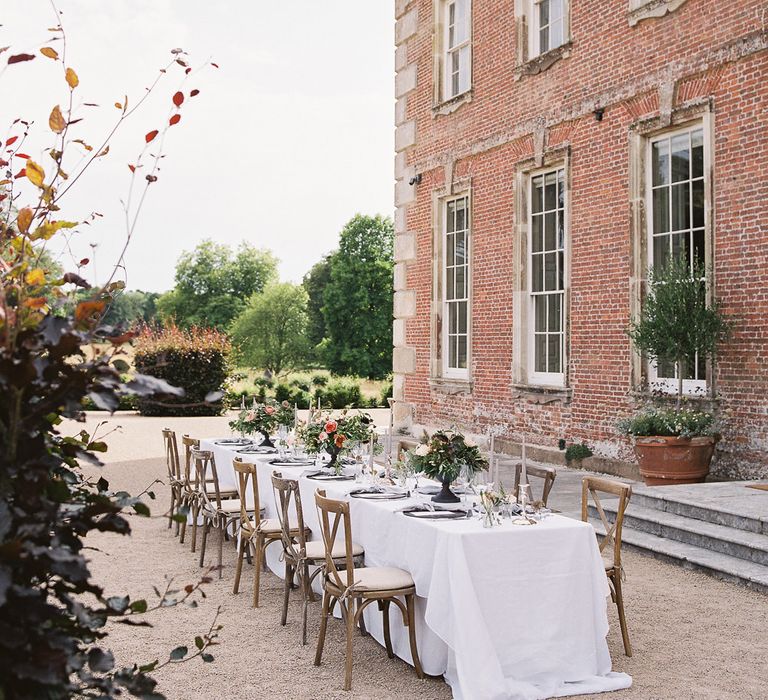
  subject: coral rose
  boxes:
[281,400,290,408]
[325,420,337,433]
[265,406,275,415]
[334,433,346,448]
[318,432,328,442]
[246,411,256,421]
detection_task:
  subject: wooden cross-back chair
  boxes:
[581,476,633,657]
[161,429,184,534]
[192,449,243,579]
[232,459,309,608]
[514,464,557,507]
[314,489,423,691]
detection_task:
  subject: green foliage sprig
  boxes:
[618,406,719,438]
[408,429,488,483]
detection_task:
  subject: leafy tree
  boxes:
[302,256,332,349]
[230,283,310,375]
[322,214,394,379]
[102,289,160,327]
[157,240,278,329]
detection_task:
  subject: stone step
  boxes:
[629,482,768,535]
[590,519,768,595]
[589,502,768,566]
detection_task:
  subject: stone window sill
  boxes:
[429,376,474,395]
[432,90,473,117]
[510,383,572,405]
[629,389,719,406]
[628,0,688,27]
[514,42,572,81]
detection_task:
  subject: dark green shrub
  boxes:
[82,394,138,411]
[379,379,393,407]
[274,382,310,408]
[565,443,593,462]
[254,375,274,389]
[134,324,231,416]
[315,377,362,409]
[311,372,329,386]
[366,395,379,409]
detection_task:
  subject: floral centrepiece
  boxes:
[408,429,488,503]
[298,410,376,473]
[229,400,295,446]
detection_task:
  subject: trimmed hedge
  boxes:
[315,377,362,409]
[134,324,231,416]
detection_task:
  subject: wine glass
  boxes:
[518,483,532,514]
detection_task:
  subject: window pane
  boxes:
[671,133,690,182]
[539,0,550,26]
[455,264,465,299]
[446,201,455,233]
[693,229,705,268]
[652,187,670,234]
[670,231,685,262]
[455,231,466,265]
[535,334,547,372]
[458,301,467,333]
[446,232,455,266]
[532,215,543,253]
[535,296,547,332]
[532,177,544,214]
[457,334,467,369]
[544,252,557,291]
[548,334,561,373]
[557,210,565,248]
[657,357,675,378]
[652,140,669,186]
[653,235,670,269]
[692,179,704,229]
[550,19,563,48]
[449,303,458,333]
[455,200,466,232]
[671,182,690,231]
[544,172,557,210]
[451,54,460,97]
[691,130,704,179]
[548,294,561,332]
[544,212,556,251]
[446,267,455,301]
[454,0,469,44]
[458,46,470,94]
[557,250,564,290]
[532,253,543,292]
[449,334,457,369]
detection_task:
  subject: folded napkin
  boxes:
[348,486,384,495]
[400,503,472,518]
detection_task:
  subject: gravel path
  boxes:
[76,414,768,700]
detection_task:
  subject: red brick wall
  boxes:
[397,0,768,478]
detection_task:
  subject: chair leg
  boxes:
[233,538,246,594]
[314,590,331,666]
[281,562,293,626]
[217,517,224,579]
[358,597,367,636]
[253,535,264,608]
[406,594,424,679]
[190,502,199,553]
[613,573,632,657]
[301,569,310,646]
[173,489,181,536]
[344,601,355,691]
[382,599,394,659]
[199,518,209,568]
[179,499,188,544]
[167,489,175,530]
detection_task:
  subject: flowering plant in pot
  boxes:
[299,410,375,474]
[229,400,294,447]
[623,258,729,485]
[408,429,488,503]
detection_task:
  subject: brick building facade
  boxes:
[391,0,768,479]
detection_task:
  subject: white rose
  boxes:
[464,437,477,448]
[415,444,430,456]
[443,430,455,439]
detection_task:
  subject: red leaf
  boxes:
[128,164,136,173]
[8,53,36,64]
[14,168,26,179]
[185,67,191,75]
[172,91,184,107]
[190,89,200,97]
[15,153,30,159]
[79,258,90,266]
[169,114,181,126]
[6,136,18,146]
[145,130,158,143]
[0,159,8,167]
[175,59,188,67]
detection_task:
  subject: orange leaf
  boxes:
[26,159,46,188]
[24,297,47,310]
[114,102,122,110]
[40,47,59,60]
[172,91,184,107]
[17,207,33,233]
[15,153,30,159]
[26,268,46,286]
[65,67,79,89]
[49,105,66,133]
[169,114,181,126]
[145,130,158,143]
[75,300,105,323]
[8,53,35,64]
[14,168,26,179]
[6,136,18,146]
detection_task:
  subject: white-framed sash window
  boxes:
[531,0,566,57]
[529,168,566,386]
[444,0,471,99]
[646,123,708,394]
[443,196,470,378]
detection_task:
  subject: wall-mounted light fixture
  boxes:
[593,107,605,122]
[408,173,422,186]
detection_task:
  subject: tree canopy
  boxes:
[322,214,394,379]
[157,240,278,328]
[230,282,311,375]
[302,256,332,350]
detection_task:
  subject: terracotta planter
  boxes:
[634,436,716,486]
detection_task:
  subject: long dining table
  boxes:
[201,438,632,700]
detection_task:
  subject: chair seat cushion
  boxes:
[257,517,309,536]
[342,566,414,592]
[304,539,364,561]
[217,498,244,514]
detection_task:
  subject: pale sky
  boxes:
[1,1,394,292]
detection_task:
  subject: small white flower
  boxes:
[415,444,430,456]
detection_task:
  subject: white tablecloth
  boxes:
[202,438,631,700]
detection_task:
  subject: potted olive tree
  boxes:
[620,257,730,485]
